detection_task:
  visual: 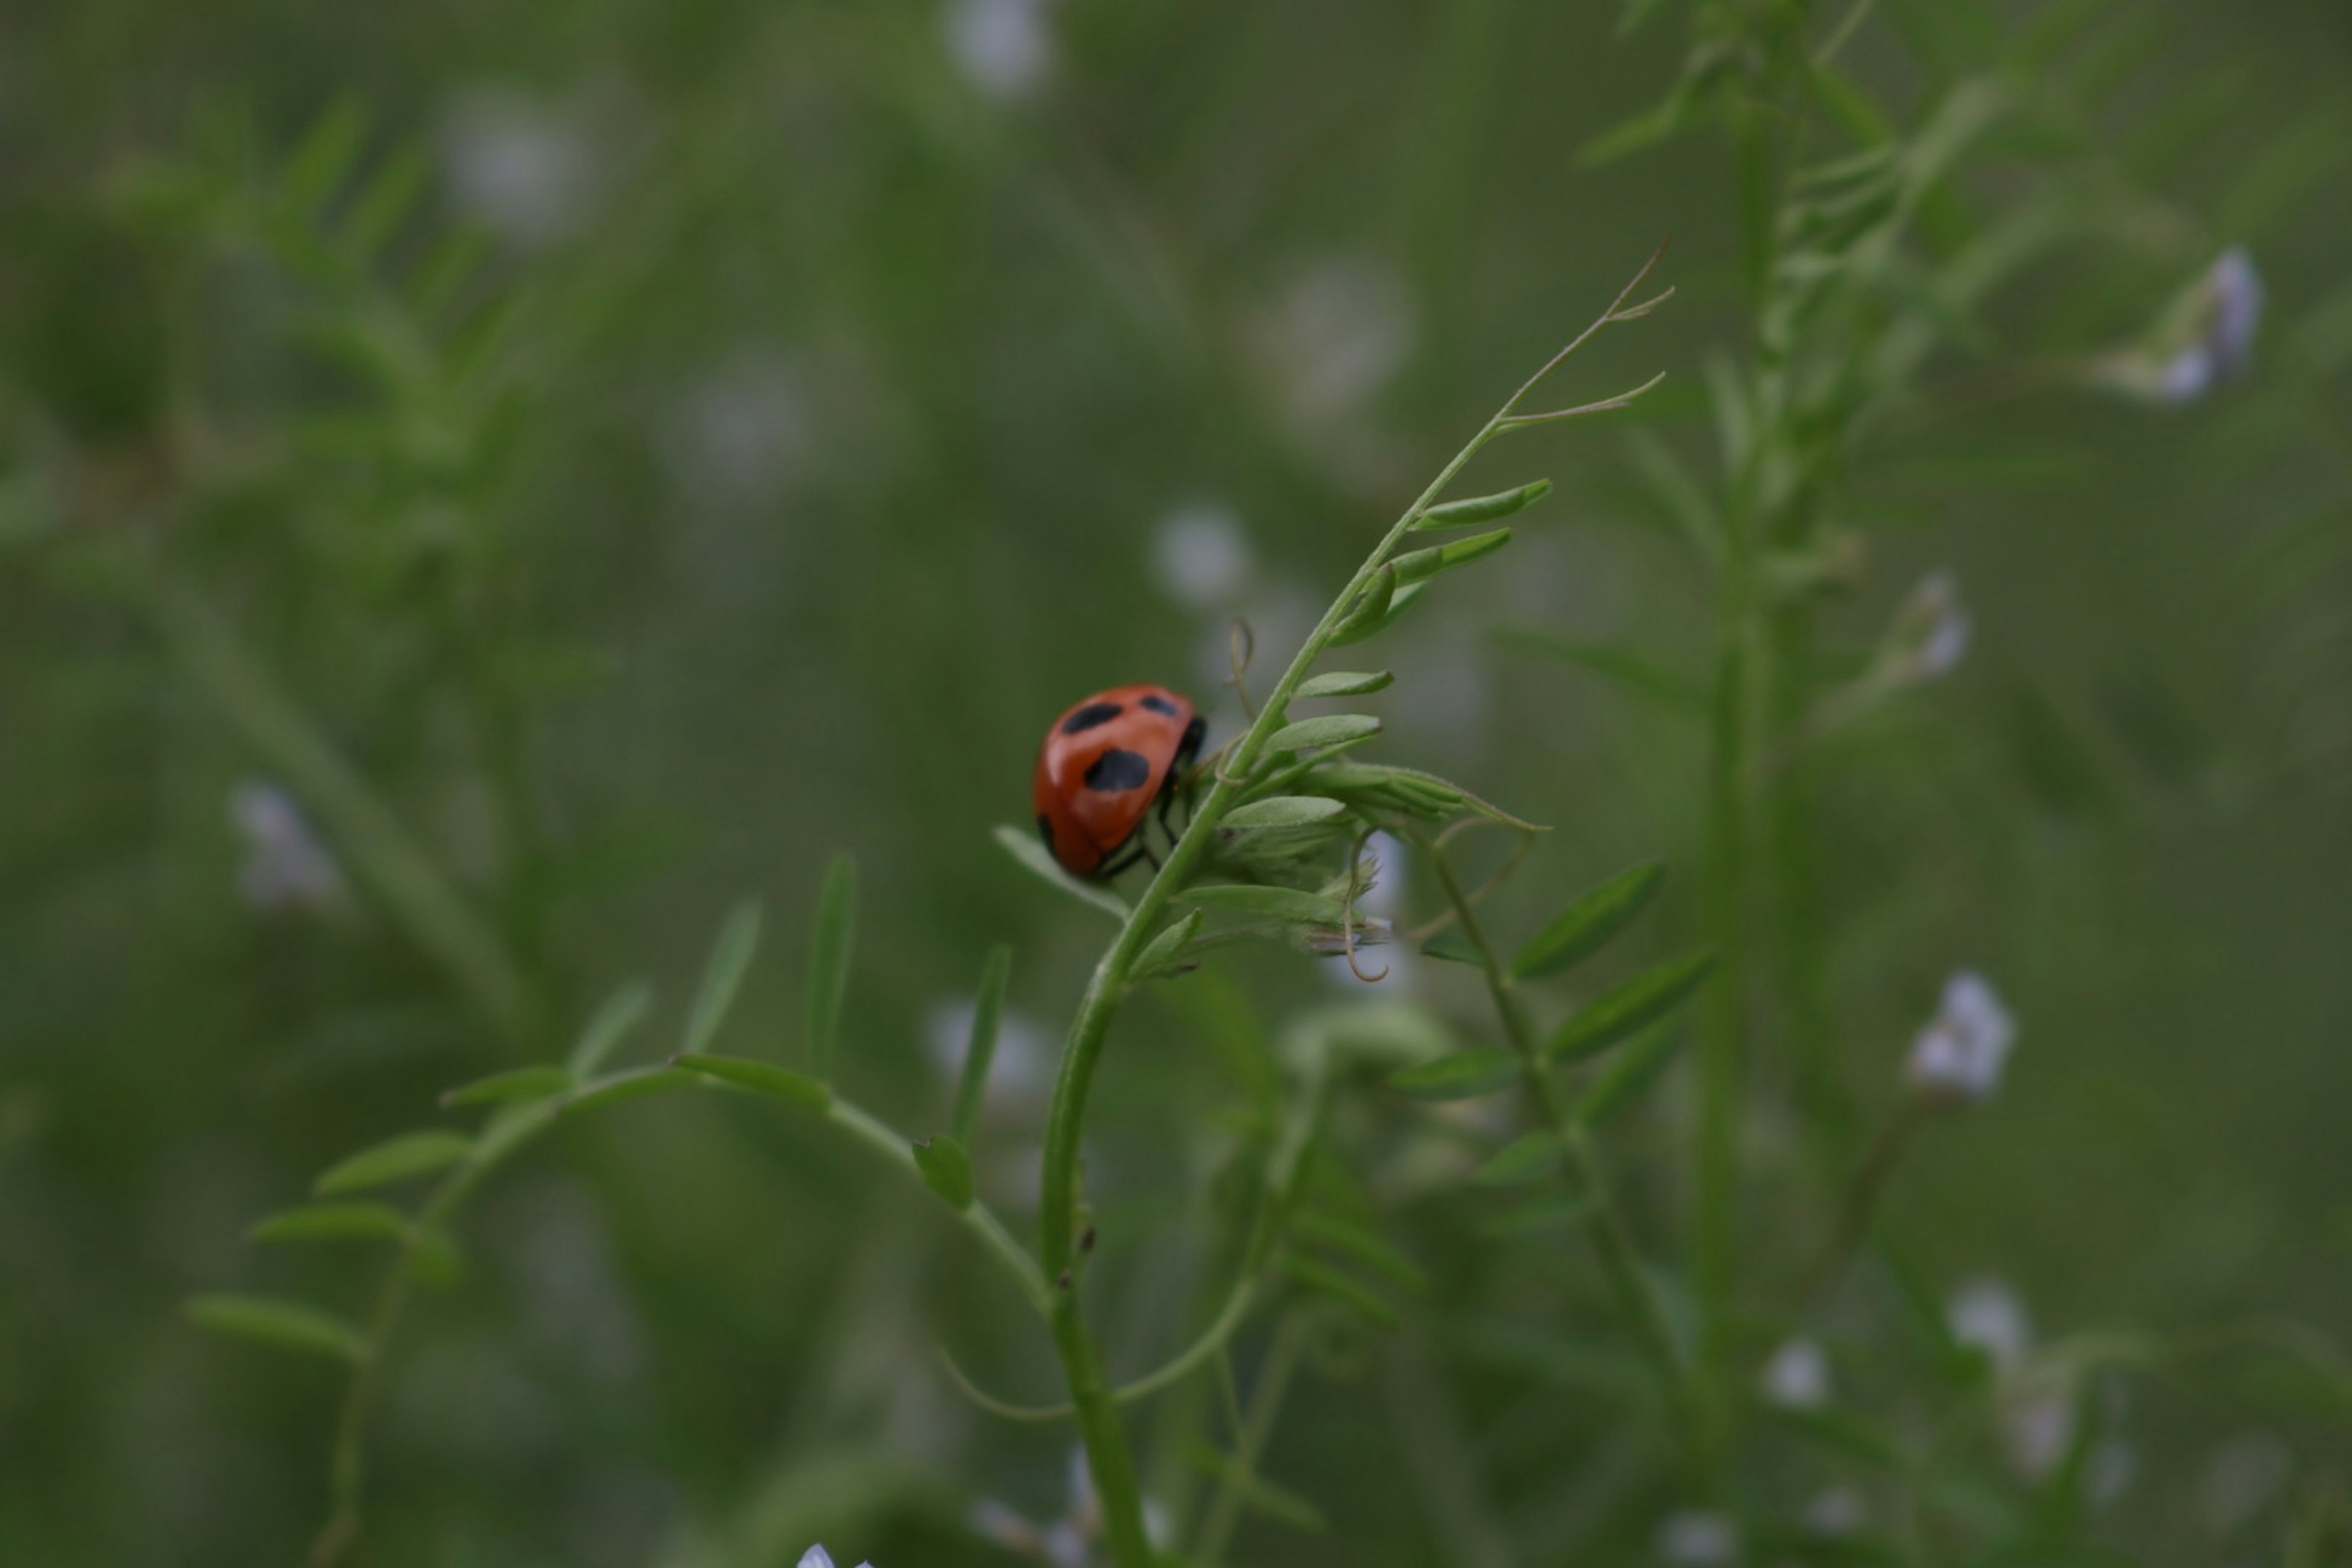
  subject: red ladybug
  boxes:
[1033,684,1207,877]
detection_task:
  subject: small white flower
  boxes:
[1253,258,1415,429]
[971,1447,1167,1566]
[1907,970,2016,1105]
[798,1548,873,1568]
[923,996,1050,1112]
[2002,1378,2077,1480]
[1150,503,1256,611]
[1656,1510,1740,1565]
[944,0,1055,101]
[1885,570,1971,684]
[2098,247,2265,407]
[2200,1431,2292,1534]
[1947,1276,2031,1374]
[1760,1337,1831,1410]
[230,779,345,914]
[660,349,812,511]
[1803,1487,1865,1537]
[439,87,600,249]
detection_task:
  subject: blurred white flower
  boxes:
[798,1548,872,1568]
[660,349,813,512]
[1947,1276,2032,1374]
[2002,1376,2076,1480]
[924,995,1051,1114]
[1760,1337,1831,1410]
[1907,970,2016,1105]
[1656,1510,1740,1565]
[1254,258,1415,429]
[230,779,345,915]
[970,1448,1167,1566]
[1151,503,1256,611]
[2201,1431,2292,1534]
[944,0,1055,101]
[1885,570,1971,684]
[439,86,601,249]
[1803,1487,1866,1537]
[2096,247,2265,406]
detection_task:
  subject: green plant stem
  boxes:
[1195,1314,1310,1568]
[1415,833,1705,1458]
[1035,249,1672,1566]
[1800,1092,1934,1308]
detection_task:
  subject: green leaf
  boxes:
[1481,1194,1595,1238]
[1178,884,1351,925]
[559,1065,697,1117]
[186,1295,364,1363]
[1768,1406,1909,1472]
[1388,1048,1522,1101]
[993,823,1131,920]
[249,1202,410,1246]
[1573,1019,1690,1127]
[1224,796,1349,830]
[913,1135,976,1210]
[1183,1442,1330,1532]
[1326,565,1398,647]
[440,1066,573,1110]
[1511,862,1666,979]
[952,946,1012,1144]
[1290,1210,1428,1292]
[1546,952,1716,1063]
[1280,1255,1400,1330]
[282,99,370,213]
[672,1052,830,1111]
[1294,669,1393,698]
[1472,1130,1566,1188]
[1415,480,1552,528]
[344,144,429,258]
[567,981,655,1078]
[804,855,856,1077]
[1419,928,1483,965]
[1493,628,1709,712]
[1134,909,1206,979]
[683,900,763,1059]
[314,1131,472,1197]
[1390,529,1513,586]
[1264,714,1382,753]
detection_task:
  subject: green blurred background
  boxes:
[4,1,2350,1564]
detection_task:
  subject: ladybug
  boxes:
[1033,684,1207,878]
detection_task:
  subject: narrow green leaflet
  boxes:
[1179,884,1351,926]
[913,1135,976,1211]
[1224,796,1349,830]
[186,1295,366,1363]
[249,1202,410,1246]
[440,1065,573,1110]
[1183,1443,1330,1532]
[1546,952,1716,1063]
[1472,1129,1566,1188]
[1493,628,1710,712]
[1290,1210,1429,1292]
[1390,529,1513,586]
[673,1053,830,1112]
[1414,478,1552,528]
[1388,1047,1522,1101]
[1420,928,1483,965]
[952,945,1012,1144]
[1325,564,1396,647]
[1573,1019,1691,1128]
[993,823,1130,920]
[682,899,763,1058]
[1482,1194,1596,1238]
[1511,862,1665,979]
[559,1065,696,1117]
[1264,714,1381,753]
[1280,1255,1400,1331]
[567,981,655,1078]
[1133,909,1205,979]
[805,855,856,1077]
[1294,669,1393,698]
[314,1130,472,1197]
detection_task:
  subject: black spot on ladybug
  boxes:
[1061,702,1124,736]
[1140,694,1180,716]
[1084,748,1153,793]
[1035,814,1056,855]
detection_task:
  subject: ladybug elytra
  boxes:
[1033,684,1207,878]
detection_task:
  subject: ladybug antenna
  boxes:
[1226,617,1259,722]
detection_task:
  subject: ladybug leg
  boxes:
[1099,842,1148,879]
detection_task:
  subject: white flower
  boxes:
[230,779,345,914]
[944,0,1055,101]
[660,349,812,511]
[2098,247,2265,406]
[439,87,600,249]
[923,996,1050,1112]
[1656,1510,1740,1565]
[2002,1376,2076,1480]
[1150,503,1256,611]
[799,1548,872,1568]
[1253,258,1415,429]
[2200,1432,2291,1534]
[1907,970,2016,1105]
[970,1447,1169,1566]
[1760,1337,1831,1410]
[1803,1487,1865,1537]
[1885,570,1971,684]
[1947,1276,2031,1374]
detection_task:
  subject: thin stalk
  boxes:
[1195,1314,1310,1567]
[1035,247,1674,1564]
[1415,834,1706,1458]
[1800,1093,1934,1308]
